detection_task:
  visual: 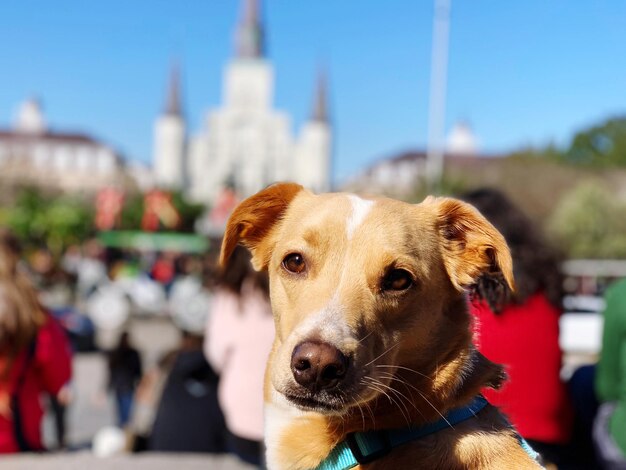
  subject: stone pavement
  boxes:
[28,318,254,470]
[1,452,255,470]
[29,317,257,469]
[43,317,182,448]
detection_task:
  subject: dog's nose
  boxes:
[291,341,349,391]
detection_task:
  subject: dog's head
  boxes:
[221,183,513,415]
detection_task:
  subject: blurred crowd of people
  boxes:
[0,187,626,469]
[0,229,274,467]
[106,245,274,467]
[463,188,626,470]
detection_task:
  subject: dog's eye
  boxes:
[282,253,306,274]
[382,269,413,291]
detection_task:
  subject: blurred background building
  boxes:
[0,98,127,195]
[344,122,480,198]
[153,0,332,205]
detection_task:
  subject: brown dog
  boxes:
[221,183,542,469]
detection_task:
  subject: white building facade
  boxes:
[342,122,480,198]
[0,98,126,193]
[153,0,332,205]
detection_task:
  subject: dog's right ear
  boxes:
[220,183,304,270]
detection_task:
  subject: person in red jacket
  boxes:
[0,229,72,453]
[461,189,574,468]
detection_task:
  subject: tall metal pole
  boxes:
[426,0,451,193]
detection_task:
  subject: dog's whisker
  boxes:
[363,397,376,425]
[372,370,445,426]
[364,376,414,426]
[376,372,427,420]
[413,389,452,429]
[337,393,349,427]
[355,387,376,426]
[362,381,394,412]
[364,341,401,367]
[362,377,412,427]
[360,379,390,403]
[355,388,377,425]
[327,414,342,436]
[353,391,367,430]
[356,330,374,345]
[357,404,366,430]
[377,371,419,393]
[375,364,432,380]
[378,372,416,398]
[387,378,447,428]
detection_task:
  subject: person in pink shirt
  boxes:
[204,246,274,467]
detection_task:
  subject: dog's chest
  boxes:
[264,402,296,464]
[264,401,340,470]
[264,402,307,469]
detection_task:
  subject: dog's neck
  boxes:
[337,334,503,434]
[265,296,504,470]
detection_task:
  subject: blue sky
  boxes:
[1,1,625,183]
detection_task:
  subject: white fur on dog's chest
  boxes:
[264,393,307,470]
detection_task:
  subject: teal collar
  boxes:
[315,396,489,470]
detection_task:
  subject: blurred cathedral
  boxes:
[153,0,332,205]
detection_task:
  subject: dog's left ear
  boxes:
[220,182,304,270]
[426,197,514,292]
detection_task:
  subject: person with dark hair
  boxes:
[0,228,72,453]
[204,245,274,467]
[107,331,142,427]
[461,188,575,468]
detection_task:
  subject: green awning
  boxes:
[98,231,209,253]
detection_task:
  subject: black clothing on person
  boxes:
[149,349,225,453]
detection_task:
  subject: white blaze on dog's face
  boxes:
[220,183,513,415]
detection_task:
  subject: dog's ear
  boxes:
[220,183,304,270]
[426,196,514,292]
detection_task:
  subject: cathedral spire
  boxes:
[311,66,329,123]
[164,60,182,116]
[235,0,265,59]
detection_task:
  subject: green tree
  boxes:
[563,117,626,167]
[548,182,626,258]
[119,192,144,230]
[0,187,95,255]
[171,191,205,233]
[117,191,206,232]
[45,197,94,254]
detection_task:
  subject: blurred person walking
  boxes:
[48,383,72,450]
[461,189,577,468]
[0,228,72,453]
[75,239,107,302]
[594,278,626,469]
[28,246,76,312]
[204,246,274,467]
[107,331,142,428]
[148,330,225,453]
